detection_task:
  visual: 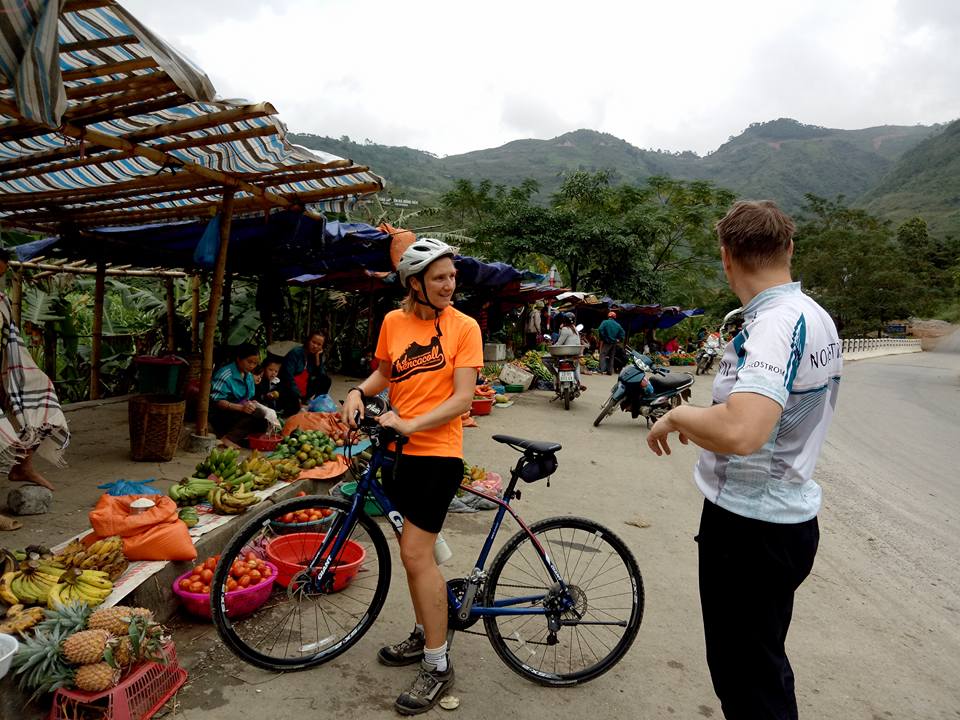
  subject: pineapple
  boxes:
[36,601,92,636]
[109,635,135,668]
[11,626,73,701]
[74,662,119,693]
[87,605,153,636]
[62,629,111,665]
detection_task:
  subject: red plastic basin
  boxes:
[471,398,494,416]
[172,562,277,620]
[265,532,365,592]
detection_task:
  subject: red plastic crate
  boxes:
[48,643,187,720]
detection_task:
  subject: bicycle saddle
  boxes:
[492,434,562,454]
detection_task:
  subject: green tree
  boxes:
[795,195,918,336]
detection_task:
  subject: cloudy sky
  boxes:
[124,0,960,157]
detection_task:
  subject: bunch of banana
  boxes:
[55,536,128,581]
[0,604,46,636]
[0,547,21,575]
[462,462,487,484]
[178,506,199,528]
[195,447,241,482]
[48,568,113,608]
[168,476,218,506]
[4,556,65,605]
[208,486,261,515]
[270,458,301,482]
[218,471,257,493]
[240,451,278,490]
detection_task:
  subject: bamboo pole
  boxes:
[220,271,233,347]
[6,259,186,278]
[11,269,22,328]
[165,277,176,352]
[190,273,201,353]
[195,191,235,437]
[89,261,106,400]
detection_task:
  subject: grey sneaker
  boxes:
[394,659,454,716]
[377,629,425,666]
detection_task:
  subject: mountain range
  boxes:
[289,117,959,237]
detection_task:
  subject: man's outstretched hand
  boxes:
[646,412,689,456]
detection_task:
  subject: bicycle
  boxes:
[211,394,644,686]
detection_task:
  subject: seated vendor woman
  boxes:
[210,343,267,446]
[278,330,332,416]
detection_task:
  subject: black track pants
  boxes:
[696,499,819,720]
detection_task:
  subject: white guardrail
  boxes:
[841,337,922,360]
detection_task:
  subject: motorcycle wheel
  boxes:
[593,395,617,427]
[563,386,571,411]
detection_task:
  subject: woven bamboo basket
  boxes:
[128,395,185,462]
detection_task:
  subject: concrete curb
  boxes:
[844,346,923,362]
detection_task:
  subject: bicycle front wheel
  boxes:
[482,517,643,686]
[211,495,391,671]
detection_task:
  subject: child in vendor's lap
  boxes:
[253,357,282,414]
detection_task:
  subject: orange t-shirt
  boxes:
[375,306,483,457]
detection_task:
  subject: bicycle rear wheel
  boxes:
[482,516,643,686]
[211,495,391,671]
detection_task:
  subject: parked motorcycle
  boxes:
[547,343,585,410]
[593,346,695,427]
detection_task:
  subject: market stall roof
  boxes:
[0,0,383,233]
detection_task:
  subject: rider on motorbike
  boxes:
[554,313,586,391]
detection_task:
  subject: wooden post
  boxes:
[89,260,106,400]
[190,273,201,353]
[11,269,23,328]
[165,277,176,352]
[43,324,57,382]
[220,271,233,346]
[306,286,315,337]
[195,191,234,437]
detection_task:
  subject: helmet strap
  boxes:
[411,272,443,337]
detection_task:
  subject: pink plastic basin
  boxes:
[172,561,277,620]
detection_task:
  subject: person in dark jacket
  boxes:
[597,311,626,375]
[278,331,331,416]
[253,356,283,413]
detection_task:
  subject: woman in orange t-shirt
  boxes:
[342,238,482,714]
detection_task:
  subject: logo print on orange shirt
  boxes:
[392,336,446,382]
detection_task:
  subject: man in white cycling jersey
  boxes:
[647,200,842,720]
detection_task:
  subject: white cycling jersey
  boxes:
[694,282,842,523]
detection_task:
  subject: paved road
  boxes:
[162,345,960,720]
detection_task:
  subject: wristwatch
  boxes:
[347,386,364,397]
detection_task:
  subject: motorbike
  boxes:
[695,336,721,375]
[593,346,695,428]
[695,307,744,376]
[547,341,585,411]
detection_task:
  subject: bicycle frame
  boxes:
[303,438,573,621]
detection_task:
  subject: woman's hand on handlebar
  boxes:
[341,390,365,430]
[375,410,414,437]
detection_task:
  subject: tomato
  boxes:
[178,578,192,590]
[229,562,243,578]
[320,508,333,517]
[189,573,202,584]
[189,581,203,593]
[245,552,258,563]
[295,491,307,497]
[204,557,217,571]
[281,513,294,523]
[201,585,210,594]
[262,566,272,577]
[226,578,238,592]
[193,565,205,575]
[239,575,251,587]
[200,568,213,583]
[248,569,262,582]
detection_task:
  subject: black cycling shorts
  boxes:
[381,454,463,534]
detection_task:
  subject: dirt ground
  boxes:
[4,341,960,719]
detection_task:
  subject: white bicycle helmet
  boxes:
[397,238,456,288]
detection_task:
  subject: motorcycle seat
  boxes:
[649,373,693,392]
[492,434,562,455]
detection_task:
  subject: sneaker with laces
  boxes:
[394,658,454,716]
[377,629,425,666]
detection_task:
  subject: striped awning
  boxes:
[0,0,383,232]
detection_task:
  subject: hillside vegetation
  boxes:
[289,119,942,218]
[861,118,960,238]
